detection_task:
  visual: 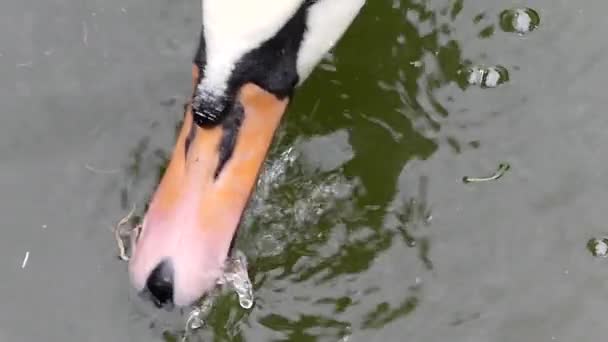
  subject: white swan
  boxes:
[129,0,366,307]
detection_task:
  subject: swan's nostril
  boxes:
[145,260,174,307]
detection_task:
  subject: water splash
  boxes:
[243,134,361,240]
[181,251,253,340]
[220,250,254,309]
[185,295,214,332]
[254,146,298,204]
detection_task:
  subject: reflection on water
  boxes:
[116,0,543,340]
[362,294,419,329]
[259,313,351,342]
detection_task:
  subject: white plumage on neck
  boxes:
[199,0,365,98]
[297,0,365,83]
[200,0,305,98]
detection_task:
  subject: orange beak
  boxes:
[128,65,288,307]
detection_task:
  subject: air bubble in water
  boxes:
[499,8,540,35]
[465,65,509,88]
[467,66,483,86]
[587,238,608,257]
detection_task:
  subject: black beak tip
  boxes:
[145,260,175,308]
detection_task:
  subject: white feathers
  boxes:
[200,0,305,97]
[297,0,365,83]
[199,0,365,96]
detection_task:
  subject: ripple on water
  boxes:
[499,7,540,35]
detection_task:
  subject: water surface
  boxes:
[2,0,608,341]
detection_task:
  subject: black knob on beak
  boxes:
[191,89,229,127]
[145,260,174,307]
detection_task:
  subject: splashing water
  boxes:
[253,146,298,205]
[245,133,358,229]
[185,295,214,332]
[182,250,253,340]
[219,250,254,309]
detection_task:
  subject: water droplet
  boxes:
[410,60,423,68]
[465,65,509,88]
[499,8,540,35]
[221,250,254,309]
[186,308,204,330]
[184,295,215,338]
[587,238,608,257]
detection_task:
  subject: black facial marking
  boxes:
[184,114,197,158]
[191,0,315,128]
[192,92,230,128]
[214,101,244,179]
[229,1,315,98]
[193,14,206,69]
